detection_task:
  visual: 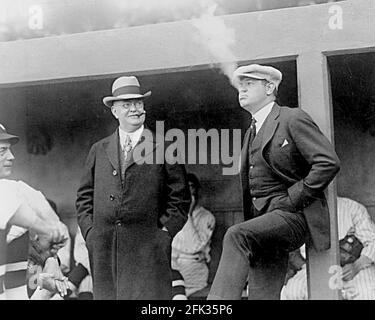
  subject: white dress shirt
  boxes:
[118,125,144,149]
[252,101,275,135]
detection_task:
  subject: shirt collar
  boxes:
[252,101,275,134]
[119,125,144,148]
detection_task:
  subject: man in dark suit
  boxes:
[207,64,340,300]
[76,76,190,300]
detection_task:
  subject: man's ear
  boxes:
[266,82,276,96]
[111,106,119,119]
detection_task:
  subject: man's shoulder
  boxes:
[337,197,368,216]
[278,105,315,126]
[91,132,117,148]
[196,205,214,216]
[193,206,215,224]
[0,178,16,185]
[0,179,18,193]
[0,179,28,192]
[278,105,305,117]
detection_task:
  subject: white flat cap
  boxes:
[232,64,282,89]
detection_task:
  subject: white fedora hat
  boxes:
[103,76,151,108]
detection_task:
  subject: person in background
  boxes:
[281,197,375,300]
[28,256,69,300]
[63,226,93,300]
[26,200,71,300]
[27,226,92,300]
[0,124,69,299]
[5,225,29,299]
[171,269,187,300]
[6,199,71,300]
[171,173,215,297]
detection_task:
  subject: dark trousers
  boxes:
[207,208,307,300]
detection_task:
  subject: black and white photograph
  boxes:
[1,0,375,311]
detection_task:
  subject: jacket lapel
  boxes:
[125,128,159,171]
[261,104,299,184]
[240,102,280,173]
[104,129,121,173]
[261,103,280,152]
[240,127,251,175]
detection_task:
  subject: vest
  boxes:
[247,118,288,215]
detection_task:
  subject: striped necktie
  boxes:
[248,117,257,148]
[121,134,132,181]
[123,134,132,161]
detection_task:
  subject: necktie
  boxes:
[121,135,132,181]
[248,117,257,148]
[247,117,257,221]
[123,134,132,161]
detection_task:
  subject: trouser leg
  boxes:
[247,249,289,300]
[207,223,255,300]
[208,210,307,300]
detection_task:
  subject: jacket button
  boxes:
[112,170,117,176]
[110,194,115,201]
[252,197,257,201]
[115,220,122,226]
[250,165,254,170]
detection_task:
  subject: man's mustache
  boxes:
[129,111,146,116]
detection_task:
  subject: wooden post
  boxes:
[297,51,340,300]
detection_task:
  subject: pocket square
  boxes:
[281,139,289,147]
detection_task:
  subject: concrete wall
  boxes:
[1,0,375,86]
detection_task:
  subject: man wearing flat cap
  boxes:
[208,64,340,300]
[76,76,190,300]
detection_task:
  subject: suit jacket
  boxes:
[240,103,340,251]
[76,127,190,299]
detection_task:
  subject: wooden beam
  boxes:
[297,51,340,300]
[0,0,374,85]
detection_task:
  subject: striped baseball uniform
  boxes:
[0,179,68,299]
[0,179,26,299]
[281,197,375,300]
